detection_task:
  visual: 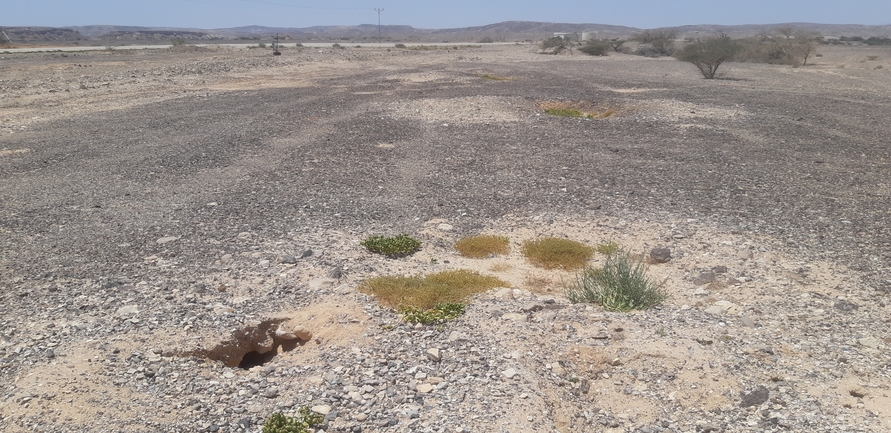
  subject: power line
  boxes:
[374,8,383,43]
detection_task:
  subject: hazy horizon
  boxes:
[4,0,890,30]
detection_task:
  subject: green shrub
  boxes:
[258,42,267,48]
[478,36,495,43]
[523,238,594,270]
[359,269,508,310]
[394,43,406,48]
[332,43,342,48]
[361,234,421,258]
[170,37,186,46]
[566,249,667,312]
[399,302,465,324]
[579,40,610,56]
[455,235,510,258]
[263,408,324,433]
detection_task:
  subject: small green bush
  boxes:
[361,234,421,258]
[400,302,465,324]
[579,40,610,56]
[332,43,343,48]
[478,36,495,43]
[170,37,186,46]
[566,249,667,312]
[263,408,324,433]
[394,43,407,48]
[258,42,267,48]
[523,238,594,270]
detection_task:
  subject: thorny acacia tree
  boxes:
[633,29,677,56]
[677,34,743,79]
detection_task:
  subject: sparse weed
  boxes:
[399,302,465,324]
[595,241,620,255]
[540,101,616,119]
[359,269,508,310]
[566,249,668,312]
[394,43,407,48]
[523,237,594,270]
[361,234,421,258]
[455,235,510,258]
[480,74,511,81]
[263,407,324,433]
[545,107,584,118]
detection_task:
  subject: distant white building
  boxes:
[581,31,598,41]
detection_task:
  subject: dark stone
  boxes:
[834,300,859,313]
[649,247,671,263]
[740,385,769,408]
[692,272,717,285]
[327,266,343,279]
[712,266,728,274]
[300,249,314,259]
[280,256,298,264]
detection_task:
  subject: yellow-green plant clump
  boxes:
[455,235,510,258]
[522,237,594,270]
[359,269,508,310]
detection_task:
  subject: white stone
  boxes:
[502,368,519,379]
[437,223,454,231]
[416,383,435,393]
[311,405,332,415]
[116,305,139,317]
[156,236,179,244]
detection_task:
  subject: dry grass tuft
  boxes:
[480,74,512,81]
[538,100,617,119]
[359,269,508,310]
[524,273,554,293]
[455,235,510,258]
[522,237,594,270]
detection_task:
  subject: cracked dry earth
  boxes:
[1,44,890,433]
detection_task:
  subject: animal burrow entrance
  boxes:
[184,318,313,369]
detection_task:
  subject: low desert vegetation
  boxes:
[480,74,511,81]
[170,37,186,46]
[394,43,406,48]
[399,302,465,325]
[361,234,421,258]
[579,39,610,56]
[566,249,668,312]
[595,241,620,255]
[455,235,510,258]
[478,36,495,43]
[734,27,821,66]
[539,101,615,119]
[263,408,324,433]
[523,237,594,270]
[359,270,508,320]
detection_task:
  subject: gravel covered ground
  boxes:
[1,44,890,432]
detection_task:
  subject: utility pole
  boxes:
[1,28,12,45]
[374,8,384,44]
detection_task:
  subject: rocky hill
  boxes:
[1,21,887,45]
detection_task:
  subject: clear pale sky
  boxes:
[4,0,890,29]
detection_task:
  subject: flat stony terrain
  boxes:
[1,44,890,433]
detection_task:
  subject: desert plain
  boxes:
[1,43,890,432]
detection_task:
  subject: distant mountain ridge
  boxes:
[3,21,889,44]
